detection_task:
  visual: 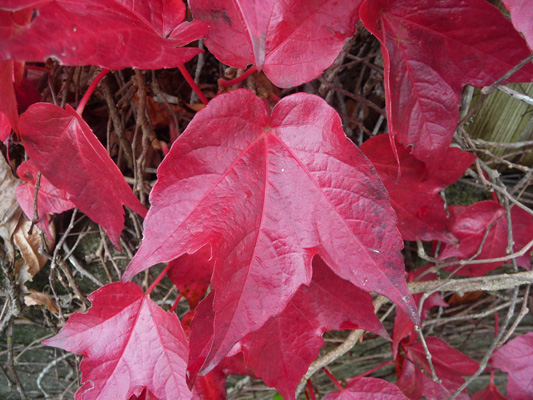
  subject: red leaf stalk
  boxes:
[145,262,173,296]
[178,64,209,105]
[322,367,343,391]
[306,379,316,400]
[352,360,393,379]
[218,65,257,87]
[169,293,183,313]
[76,68,110,115]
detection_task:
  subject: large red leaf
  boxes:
[16,159,75,238]
[492,332,533,399]
[239,258,389,400]
[43,282,192,400]
[125,89,417,376]
[396,337,479,400]
[1,0,207,69]
[190,0,361,87]
[361,135,475,242]
[19,103,147,248]
[503,0,533,50]
[360,0,533,170]
[323,377,409,400]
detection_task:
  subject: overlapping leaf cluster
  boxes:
[1,0,533,399]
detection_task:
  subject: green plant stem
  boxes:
[178,64,208,105]
[76,68,110,115]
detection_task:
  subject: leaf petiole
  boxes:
[76,68,110,115]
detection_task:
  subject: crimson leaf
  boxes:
[125,89,417,376]
[16,159,75,238]
[360,0,533,170]
[492,332,533,399]
[167,244,213,310]
[190,0,361,87]
[43,282,192,400]
[323,377,409,400]
[396,337,479,400]
[392,265,448,357]
[19,103,147,248]
[360,135,475,242]
[439,201,507,277]
[1,0,208,69]
[240,257,389,400]
[503,0,533,49]
[471,381,505,400]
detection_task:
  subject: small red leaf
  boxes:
[190,0,361,87]
[240,258,389,400]
[439,201,507,277]
[361,135,475,242]
[392,265,448,357]
[43,282,192,400]
[396,337,479,400]
[1,0,207,69]
[19,103,147,248]
[360,0,533,170]
[126,89,417,377]
[492,332,533,399]
[167,244,213,310]
[16,159,75,238]
[323,377,409,400]
[471,381,505,400]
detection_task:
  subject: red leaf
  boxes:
[19,103,147,248]
[360,0,533,170]
[0,1,47,11]
[0,60,17,139]
[126,89,417,376]
[239,258,389,400]
[492,332,533,399]
[392,265,448,357]
[43,282,192,400]
[361,135,475,242]
[511,206,533,270]
[439,202,533,275]
[16,159,75,238]
[323,377,409,400]
[190,0,361,87]
[396,337,479,400]
[439,201,508,277]
[1,0,208,69]
[503,0,533,50]
[471,381,505,400]
[167,244,213,310]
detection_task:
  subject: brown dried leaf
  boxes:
[13,217,54,283]
[0,152,21,258]
[24,289,59,313]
